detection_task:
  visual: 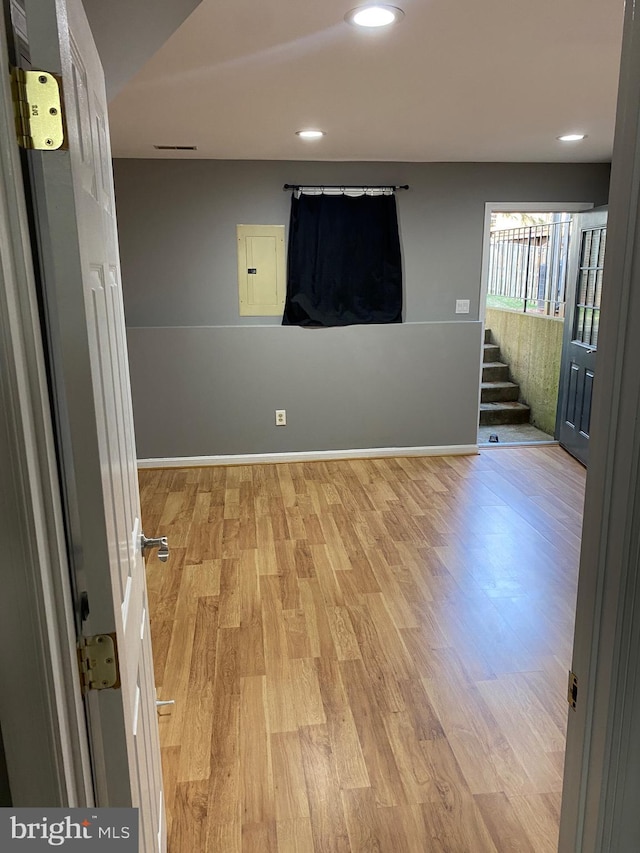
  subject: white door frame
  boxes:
[559,0,640,847]
[0,5,92,806]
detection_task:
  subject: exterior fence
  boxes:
[487,219,572,316]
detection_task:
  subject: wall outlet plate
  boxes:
[455,299,470,314]
[275,409,286,426]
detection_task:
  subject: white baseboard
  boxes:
[137,444,479,469]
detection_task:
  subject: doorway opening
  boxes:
[478,203,591,447]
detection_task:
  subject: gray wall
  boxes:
[114,160,610,458]
[126,324,482,457]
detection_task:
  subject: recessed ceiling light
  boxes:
[296,130,325,139]
[345,5,404,28]
[557,133,587,142]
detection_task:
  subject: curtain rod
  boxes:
[283,184,409,191]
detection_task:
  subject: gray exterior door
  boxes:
[557,210,608,465]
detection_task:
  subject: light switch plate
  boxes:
[455,299,470,314]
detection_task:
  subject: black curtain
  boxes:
[283,193,403,327]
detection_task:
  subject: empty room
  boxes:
[4,1,640,853]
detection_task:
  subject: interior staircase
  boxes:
[480,329,531,426]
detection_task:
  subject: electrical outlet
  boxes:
[455,299,470,314]
[275,409,286,426]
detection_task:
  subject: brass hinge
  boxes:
[568,670,578,711]
[77,633,121,692]
[10,67,64,150]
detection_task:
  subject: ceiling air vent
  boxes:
[153,145,197,150]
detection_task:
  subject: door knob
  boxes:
[140,532,169,562]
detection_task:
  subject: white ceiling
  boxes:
[108,0,625,162]
[82,0,201,99]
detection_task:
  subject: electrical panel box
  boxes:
[237,225,286,316]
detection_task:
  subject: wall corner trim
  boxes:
[137,445,479,469]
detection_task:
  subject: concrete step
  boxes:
[483,343,501,363]
[481,381,520,403]
[482,361,510,382]
[479,401,531,426]
[484,328,492,344]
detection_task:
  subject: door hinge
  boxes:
[568,669,578,711]
[10,67,64,150]
[77,633,121,692]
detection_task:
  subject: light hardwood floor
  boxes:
[140,446,586,852]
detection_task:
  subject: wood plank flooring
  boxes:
[140,446,585,852]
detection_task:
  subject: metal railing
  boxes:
[487,219,572,316]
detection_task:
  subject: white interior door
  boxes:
[12,0,165,848]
